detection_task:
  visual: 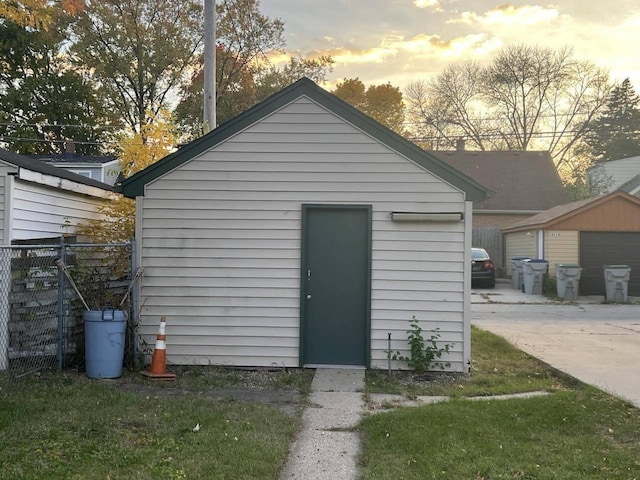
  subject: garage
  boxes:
[503,191,640,298]
[119,78,489,371]
[580,232,640,295]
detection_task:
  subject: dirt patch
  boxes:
[106,367,311,416]
[392,370,468,386]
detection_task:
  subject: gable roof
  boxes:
[33,153,118,166]
[430,150,569,211]
[0,148,113,192]
[618,173,640,196]
[119,78,489,201]
[502,190,640,232]
[586,155,640,193]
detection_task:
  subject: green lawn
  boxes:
[367,326,568,397]
[359,389,640,479]
[0,371,307,480]
[3,328,640,479]
[360,326,640,479]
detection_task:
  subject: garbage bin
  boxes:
[84,309,126,379]
[603,265,631,302]
[556,264,582,301]
[522,259,548,295]
[511,257,530,290]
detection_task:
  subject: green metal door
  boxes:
[300,205,371,367]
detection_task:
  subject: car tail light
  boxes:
[483,260,494,270]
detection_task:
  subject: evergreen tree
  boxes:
[582,78,640,162]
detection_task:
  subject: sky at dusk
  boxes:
[259,0,640,90]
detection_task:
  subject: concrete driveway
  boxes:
[471,281,640,408]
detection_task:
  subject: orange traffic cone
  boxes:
[142,316,176,380]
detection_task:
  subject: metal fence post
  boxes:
[0,248,9,371]
[130,238,138,362]
[57,237,66,369]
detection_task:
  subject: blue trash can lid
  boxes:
[527,259,548,263]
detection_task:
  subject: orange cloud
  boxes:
[283,31,501,69]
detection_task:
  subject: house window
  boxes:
[70,170,93,179]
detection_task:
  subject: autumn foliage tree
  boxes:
[332,78,405,134]
[71,0,202,134]
[0,0,84,30]
[175,0,333,135]
[76,111,177,243]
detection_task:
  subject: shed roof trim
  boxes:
[0,148,113,194]
[119,78,489,201]
[503,191,640,232]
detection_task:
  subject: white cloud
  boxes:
[450,4,560,26]
[414,0,440,7]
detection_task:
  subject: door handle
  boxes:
[306,294,312,300]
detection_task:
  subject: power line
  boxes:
[0,121,125,130]
[0,136,117,146]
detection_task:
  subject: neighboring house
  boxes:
[618,174,640,196]
[587,155,640,194]
[586,155,640,194]
[431,150,569,273]
[34,144,121,186]
[502,191,640,295]
[120,78,489,372]
[0,148,113,243]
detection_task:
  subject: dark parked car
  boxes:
[471,247,495,288]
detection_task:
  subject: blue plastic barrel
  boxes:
[84,309,126,379]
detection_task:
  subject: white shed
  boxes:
[0,148,113,243]
[120,79,489,372]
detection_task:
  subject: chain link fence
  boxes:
[0,238,136,378]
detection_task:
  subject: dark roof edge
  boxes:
[618,174,640,193]
[119,78,489,201]
[0,148,113,192]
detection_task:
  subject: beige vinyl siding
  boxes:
[544,231,579,275]
[139,96,469,371]
[12,180,107,240]
[505,231,538,276]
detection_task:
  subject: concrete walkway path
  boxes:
[281,368,365,480]
[473,280,640,408]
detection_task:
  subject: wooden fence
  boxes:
[472,226,505,276]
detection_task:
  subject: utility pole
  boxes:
[203,0,216,133]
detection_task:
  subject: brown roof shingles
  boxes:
[503,190,640,232]
[504,196,596,231]
[430,150,569,211]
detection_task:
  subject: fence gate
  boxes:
[0,238,134,378]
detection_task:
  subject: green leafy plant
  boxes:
[543,274,558,299]
[387,317,454,373]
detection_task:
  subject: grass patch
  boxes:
[0,371,303,479]
[360,388,640,479]
[367,326,566,397]
[361,326,640,478]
